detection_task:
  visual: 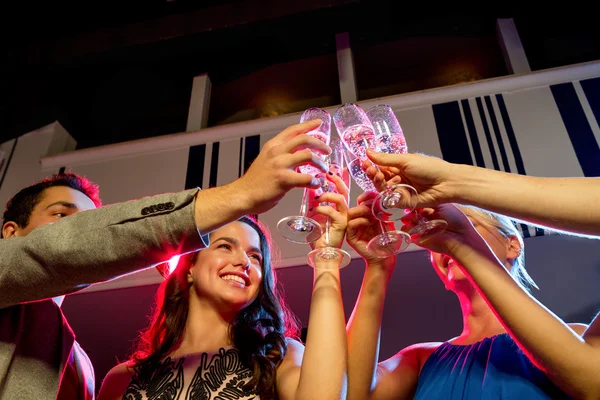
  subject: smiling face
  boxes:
[187,221,264,314]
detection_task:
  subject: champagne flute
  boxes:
[366,104,418,222]
[366,104,447,242]
[277,108,330,243]
[307,135,351,269]
[335,106,411,257]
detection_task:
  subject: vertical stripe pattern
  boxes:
[209,142,220,188]
[550,82,600,177]
[243,135,261,173]
[433,97,539,238]
[580,77,600,128]
[432,102,473,165]
[185,144,206,189]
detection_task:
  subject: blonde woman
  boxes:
[345,192,595,399]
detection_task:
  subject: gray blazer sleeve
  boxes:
[0,188,209,309]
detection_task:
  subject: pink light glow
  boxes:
[168,255,181,275]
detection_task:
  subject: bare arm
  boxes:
[345,192,420,400]
[276,186,348,400]
[451,165,600,237]
[416,204,600,399]
[366,151,600,237]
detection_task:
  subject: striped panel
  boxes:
[499,87,583,178]
[580,77,600,128]
[460,99,485,167]
[209,142,220,188]
[475,97,500,171]
[550,82,600,177]
[244,135,261,174]
[495,94,526,175]
[484,96,511,172]
[438,97,542,238]
[185,144,206,189]
[216,139,243,187]
[432,102,473,165]
[575,79,600,154]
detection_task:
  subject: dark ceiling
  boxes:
[1,2,599,148]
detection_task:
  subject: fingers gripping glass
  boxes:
[365,104,447,242]
[277,108,330,244]
[307,135,351,269]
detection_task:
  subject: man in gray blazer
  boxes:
[0,120,328,399]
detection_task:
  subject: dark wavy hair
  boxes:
[130,215,300,399]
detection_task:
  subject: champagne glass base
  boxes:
[372,184,417,222]
[409,219,448,243]
[366,230,411,258]
[277,216,323,244]
[307,248,351,269]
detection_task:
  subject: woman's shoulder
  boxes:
[285,337,305,350]
[379,341,445,375]
[97,361,136,400]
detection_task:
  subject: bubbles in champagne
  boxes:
[342,124,376,159]
[348,158,376,192]
[376,133,407,154]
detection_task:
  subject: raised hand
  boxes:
[236,119,332,215]
[363,151,457,209]
[401,204,484,256]
[308,172,350,250]
[346,192,396,264]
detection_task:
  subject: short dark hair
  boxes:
[2,171,102,232]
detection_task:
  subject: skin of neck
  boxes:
[452,281,506,345]
[174,289,238,356]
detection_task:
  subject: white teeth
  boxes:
[221,275,246,286]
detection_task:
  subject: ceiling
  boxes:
[1,3,599,147]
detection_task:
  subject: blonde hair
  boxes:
[457,205,538,291]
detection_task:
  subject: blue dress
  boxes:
[413,333,569,399]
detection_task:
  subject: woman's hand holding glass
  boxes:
[363,151,457,209]
[346,191,398,265]
[400,204,486,257]
[306,172,351,269]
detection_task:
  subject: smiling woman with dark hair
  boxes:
[98,174,350,400]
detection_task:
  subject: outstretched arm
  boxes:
[276,175,349,400]
[345,192,421,400]
[365,151,600,237]
[0,120,331,308]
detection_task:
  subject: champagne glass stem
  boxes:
[299,188,310,217]
[378,221,389,244]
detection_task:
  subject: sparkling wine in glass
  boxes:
[307,136,351,269]
[367,104,418,222]
[366,104,447,242]
[277,108,330,243]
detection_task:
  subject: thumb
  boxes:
[366,149,408,167]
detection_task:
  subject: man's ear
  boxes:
[2,221,20,238]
